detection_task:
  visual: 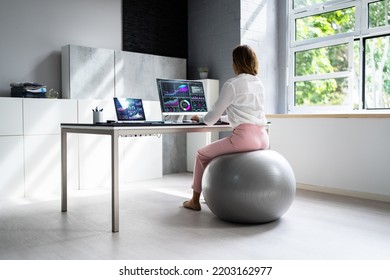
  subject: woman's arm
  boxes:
[199,82,235,125]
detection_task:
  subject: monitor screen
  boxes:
[156,78,208,116]
[113,97,146,121]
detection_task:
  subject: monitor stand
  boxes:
[176,115,185,123]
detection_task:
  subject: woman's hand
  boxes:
[191,115,200,123]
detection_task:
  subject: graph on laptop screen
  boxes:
[156,78,208,119]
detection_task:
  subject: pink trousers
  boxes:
[192,123,270,193]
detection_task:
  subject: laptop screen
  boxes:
[114,97,146,121]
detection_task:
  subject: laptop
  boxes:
[113,97,147,122]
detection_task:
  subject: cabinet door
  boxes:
[24,134,78,197]
[62,45,115,99]
[23,99,77,135]
[0,136,24,199]
[0,98,23,136]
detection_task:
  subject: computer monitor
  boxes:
[156,78,208,120]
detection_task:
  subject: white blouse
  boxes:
[200,73,267,128]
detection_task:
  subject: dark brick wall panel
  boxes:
[123,0,188,58]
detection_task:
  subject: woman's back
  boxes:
[225,73,266,127]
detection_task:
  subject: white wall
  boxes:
[0,0,121,97]
[241,0,278,114]
[268,116,390,201]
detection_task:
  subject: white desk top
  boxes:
[61,123,232,136]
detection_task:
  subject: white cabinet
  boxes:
[0,97,163,199]
[0,98,24,198]
[24,134,79,197]
[23,99,79,197]
[62,45,115,100]
[0,98,79,199]
[23,99,77,135]
[62,44,186,101]
[0,136,24,198]
[0,98,23,135]
[187,79,220,172]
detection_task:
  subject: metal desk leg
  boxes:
[61,129,68,212]
[111,130,119,232]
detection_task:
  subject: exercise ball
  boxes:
[202,150,296,223]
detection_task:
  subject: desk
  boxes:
[60,123,232,232]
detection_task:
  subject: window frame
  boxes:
[288,37,354,113]
[362,33,390,109]
[287,0,390,113]
[290,0,359,48]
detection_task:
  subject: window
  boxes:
[364,35,390,108]
[294,0,330,9]
[368,0,390,28]
[294,41,352,107]
[288,0,390,112]
[295,7,356,41]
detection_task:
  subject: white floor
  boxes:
[0,173,389,260]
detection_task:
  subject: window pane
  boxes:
[352,40,361,109]
[365,36,390,109]
[294,0,330,9]
[295,7,356,41]
[295,78,349,106]
[295,43,349,76]
[368,0,390,28]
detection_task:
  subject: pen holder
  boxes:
[93,111,104,124]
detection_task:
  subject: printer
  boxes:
[10,82,47,98]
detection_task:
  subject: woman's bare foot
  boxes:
[183,199,201,211]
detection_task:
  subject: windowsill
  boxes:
[267,112,390,118]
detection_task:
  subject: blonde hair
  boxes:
[232,45,259,75]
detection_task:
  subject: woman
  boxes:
[183,45,270,211]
